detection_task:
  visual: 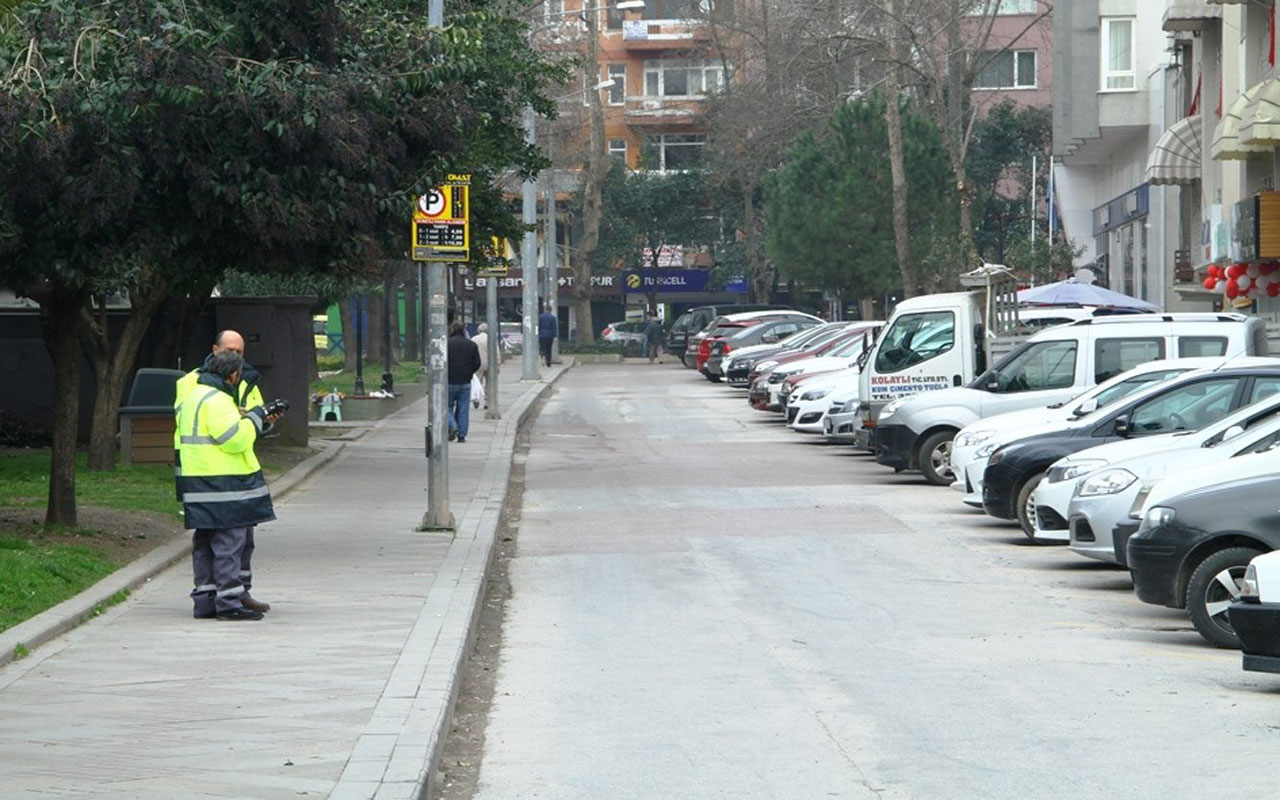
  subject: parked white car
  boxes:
[1060,393,1280,562]
[947,359,1214,508]
[786,371,860,432]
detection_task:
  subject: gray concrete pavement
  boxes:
[0,363,565,800]
[472,364,1280,800]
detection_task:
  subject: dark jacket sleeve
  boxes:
[470,341,482,376]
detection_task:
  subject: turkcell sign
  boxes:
[621,269,747,294]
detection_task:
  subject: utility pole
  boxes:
[485,275,500,420]
[521,103,541,381]
[422,0,453,531]
[354,293,366,394]
[545,132,559,363]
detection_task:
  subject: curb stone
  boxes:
[0,437,348,670]
[329,361,573,800]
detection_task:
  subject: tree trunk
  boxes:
[743,180,772,303]
[883,10,918,299]
[339,295,357,373]
[38,287,87,527]
[82,279,172,471]
[571,7,606,344]
[403,262,419,362]
[150,285,212,370]
[366,287,385,367]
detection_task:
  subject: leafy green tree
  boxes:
[595,166,719,311]
[0,0,560,525]
[968,101,1052,264]
[764,95,957,306]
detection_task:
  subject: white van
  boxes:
[869,312,1268,484]
[852,292,1093,448]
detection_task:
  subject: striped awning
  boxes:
[1241,79,1280,145]
[1206,0,1247,4]
[1163,2,1221,31]
[1212,81,1270,160]
[1146,115,1201,185]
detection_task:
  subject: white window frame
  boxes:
[974,49,1038,90]
[607,64,626,106]
[608,138,628,162]
[994,0,1038,14]
[642,59,725,98]
[1100,17,1136,92]
[645,133,706,172]
[543,0,565,21]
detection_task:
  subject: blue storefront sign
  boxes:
[621,269,748,294]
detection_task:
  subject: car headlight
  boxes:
[954,430,995,448]
[975,442,999,459]
[1047,459,1107,484]
[1075,468,1137,497]
[801,388,830,401]
[756,360,778,372]
[879,398,908,420]
[838,398,858,413]
[1142,505,1176,530]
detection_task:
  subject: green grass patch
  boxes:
[310,359,424,397]
[0,535,117,633]
[0,450,181,515]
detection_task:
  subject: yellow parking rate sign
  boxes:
[412,173,470,262]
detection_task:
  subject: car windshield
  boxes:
[873,311,955,373]
[1069,368,1190,417]
[828,334,869,358]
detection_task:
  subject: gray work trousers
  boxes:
[191,527,249,616]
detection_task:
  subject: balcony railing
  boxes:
[623,96,705,125]
[619,18,712,49]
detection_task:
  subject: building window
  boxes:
[609,139,628,163]
[643,59,724,97]
[606,1,623,29]
[975,49,1037,89]
[994,0,1038,13]
[543,0,565,20]
[642,0,700,20]
[1101,17,1136,91]
[607,64,626,105]
[644,133,705,171]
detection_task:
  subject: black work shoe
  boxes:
[194,610,215,620]
[457,436,466,443]
[241,596,271,613]
[448,428,458,441]
[216,607,264,621]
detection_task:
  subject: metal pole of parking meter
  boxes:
[486,276,500,420]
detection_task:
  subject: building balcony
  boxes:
[619,19,711,51]
[623,96,705,126]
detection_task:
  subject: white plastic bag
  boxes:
[471,373,485,408]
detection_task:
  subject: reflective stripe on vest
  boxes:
[179,388,246,446]
[182,485,271,504]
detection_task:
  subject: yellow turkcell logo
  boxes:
[626,274,641,289]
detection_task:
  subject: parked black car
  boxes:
[665,304,791,366]
[982,365,1280,535]
[723,322,852,387]
[1130,469,1280,648]
[702,317,822,381]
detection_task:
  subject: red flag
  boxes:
[1271,1,1276,68]
[1217,74,1223,119]
[1188,73,1202,117]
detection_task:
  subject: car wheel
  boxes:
[1016,471,1045,539]
[1186,546,1263,648]
[705,372,722,383]
[918,430,955,486]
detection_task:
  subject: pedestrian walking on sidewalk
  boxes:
[472,322,493,409]
[174,330,279,615]
[177,351,276,621]
[643,311,664,364]
[538,304,557,368]
[447,320,482,442]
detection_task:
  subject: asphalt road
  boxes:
[469,363,1280,800]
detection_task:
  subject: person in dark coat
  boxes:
[537,304,557,367]
[446,321,482,442]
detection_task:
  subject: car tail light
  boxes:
[722,343,733,354]
[699,339,712,356]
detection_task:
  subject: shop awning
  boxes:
[1163,2,1221,31]
[1241,79,1280,145]
[1146,115,1201,185]
[1212,81,1270,160]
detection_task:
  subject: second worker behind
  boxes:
[446,320,482,443]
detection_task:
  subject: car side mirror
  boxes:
[986,370,1000,391]
[1221,424,1245,443]
[1113,415,1131,437]
[1074,398,1098,417]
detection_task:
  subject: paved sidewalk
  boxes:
[0,363,567,800]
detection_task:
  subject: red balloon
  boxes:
[1208,265,1224,278]
[1203,276,1217,290]
[1226,281,1240,298]
[1262,263,1276,276]
[1270,283,1280,297]
[1226,266,1241,279]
